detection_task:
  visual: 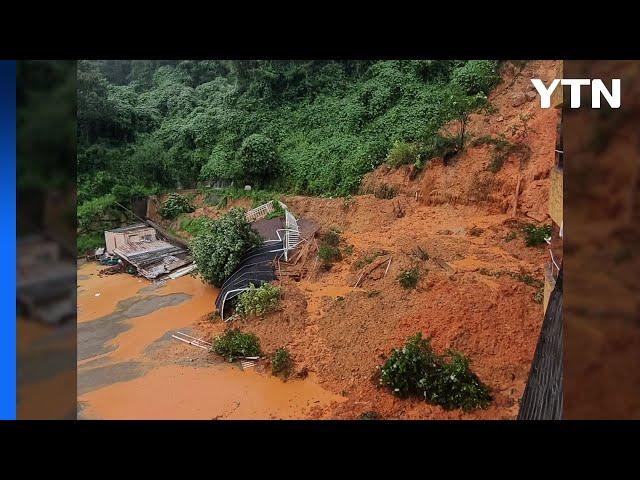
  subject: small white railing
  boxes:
[244,200,301,261]
[245,202,275,222]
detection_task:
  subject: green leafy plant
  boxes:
[323,229,341,247]
[159,193,196,220]
[235,282,281,318]
[190,208,261,287]
[379,333,492,411]
[271,347,293,379]
[522,224,552,247]
[318,244,342,266]
[397,267,420,289]
[212,328,262,362]
[387,141,420,167]
[451,60,500,95]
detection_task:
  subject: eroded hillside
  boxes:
[154,60,561,419]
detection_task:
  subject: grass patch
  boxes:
[212,329,262,362]
[379,333,492,411]
[180,216,211,237]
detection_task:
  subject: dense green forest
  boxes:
[77,60,501,250]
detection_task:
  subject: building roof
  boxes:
[107,223,150,233]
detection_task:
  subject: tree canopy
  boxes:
[77,60,500,218]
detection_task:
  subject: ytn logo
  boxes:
[531,79,621,109]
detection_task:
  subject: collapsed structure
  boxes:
[104,223,194,280]
[215,201,308,321]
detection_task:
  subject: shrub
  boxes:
[271,347,293,379]
[418,350,492,411]
[379,333,438,398]
[212,328,262,362]
[77,193,118,232]
[420,134,460,162]
[235,282,281,318]
[239,134,280,183]
[451,60,500,95]
[387,141,420,167]
[522,224,552,247]
[397,267,420,289]
[190,208,262,287]
[379,333,492,411]
[78,232,104,254]
[159,193,195,219]
[359,411,381,420]
[323,229,341,247]
[318,244,341,266]
[374,184,397,199]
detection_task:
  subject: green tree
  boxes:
[190,208,262,287]
[238,134,280,184]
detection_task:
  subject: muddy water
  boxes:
[77,262,342,419]
[80,365,340,420]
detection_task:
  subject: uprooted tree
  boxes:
[190,208,262,287]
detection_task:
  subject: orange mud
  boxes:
[80,364,343,420]
[77,264,342,420]
[77,262,149,323]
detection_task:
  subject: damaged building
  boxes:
[104,223,194,280]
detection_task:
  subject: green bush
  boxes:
[522,224,552,247]
[379,333,492,411]
[318,244,341,266]
[451,60,500,95]
[159,193,196,220]
[190,208,262,287]
[387,141,420,167]
[271,347,293,379]
[420,134,460,161]
[212,328,262,362]
[323,229,341,247]
[77,232,104,254]
[397,267,420,289]
[239,134,280,183]
[235,282,281,318]
[77,193,118,232]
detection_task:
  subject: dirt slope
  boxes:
[183,61,558,419]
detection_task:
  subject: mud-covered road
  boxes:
[77,262,343,419]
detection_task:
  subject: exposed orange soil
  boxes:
[82,61,558,420]
[190,60,559,419]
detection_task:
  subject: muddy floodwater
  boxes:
[77,262,343,419]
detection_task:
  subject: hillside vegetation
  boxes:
[77,60,502,247]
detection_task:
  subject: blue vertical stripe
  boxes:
[0,61,16,420]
